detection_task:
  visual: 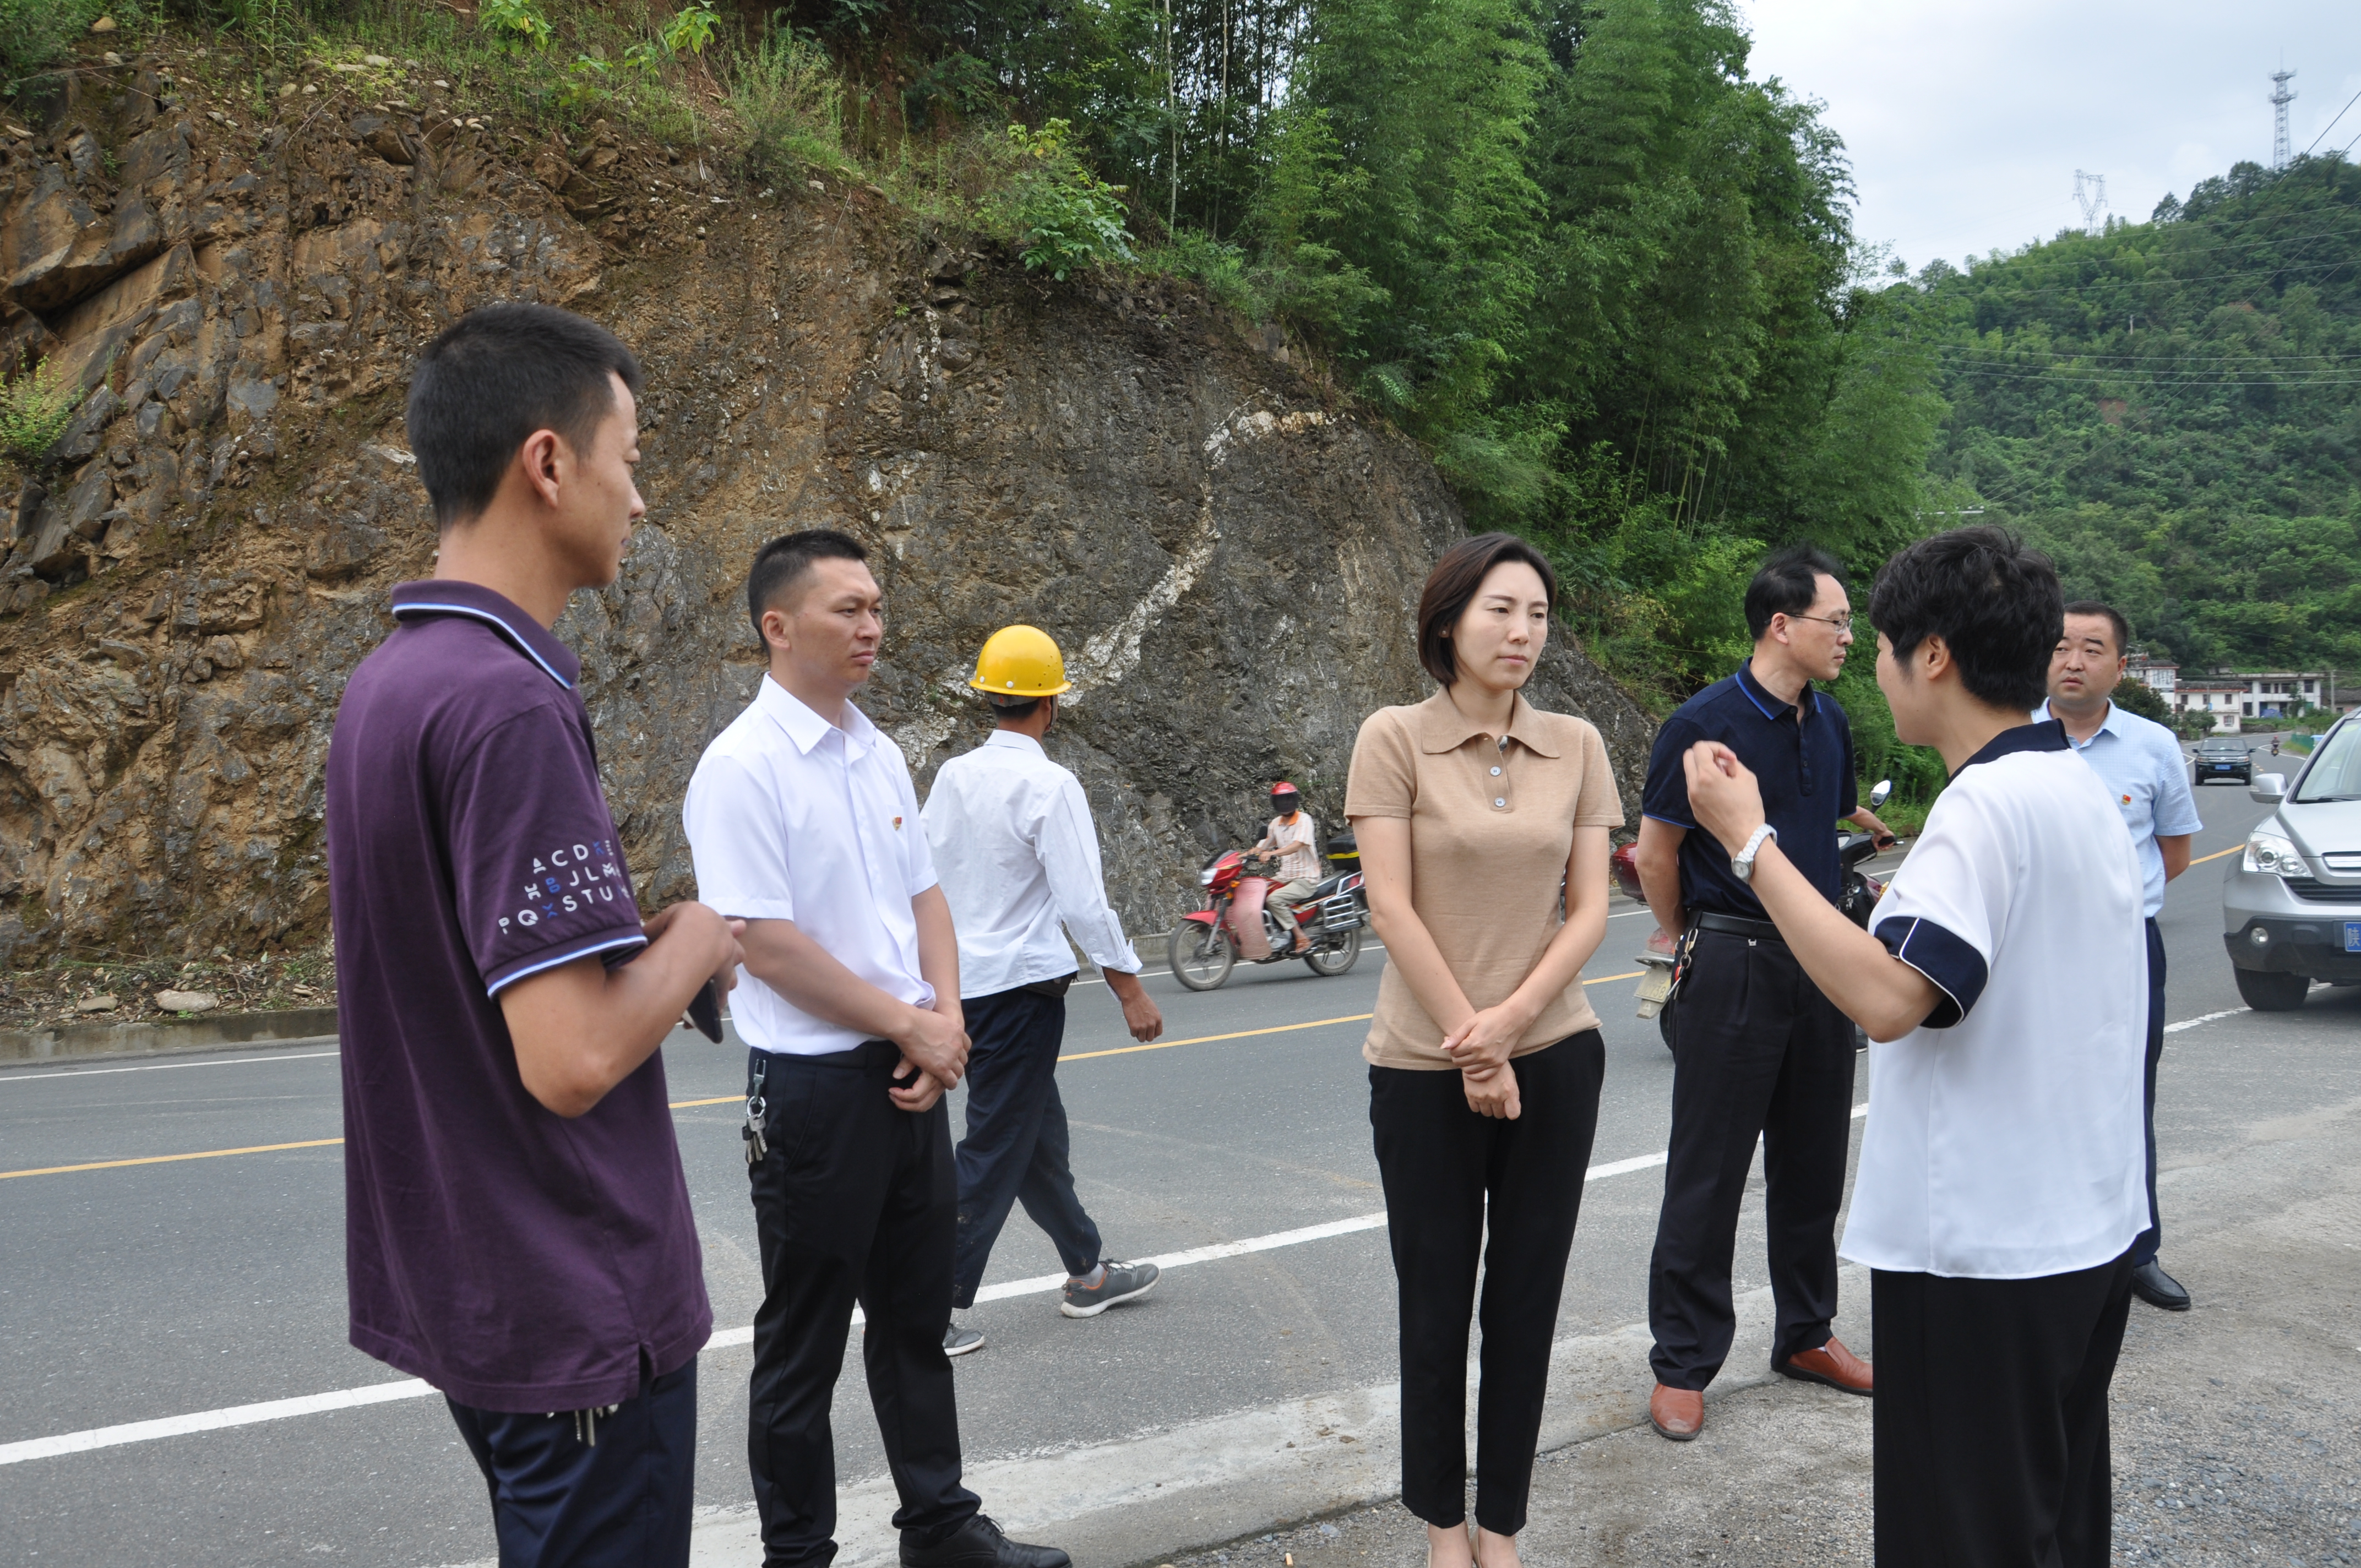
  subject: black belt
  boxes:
[1693,911,1783,944]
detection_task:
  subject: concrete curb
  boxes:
[0,1007,341,1065]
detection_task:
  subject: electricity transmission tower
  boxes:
[2271,68,2297,168]
[2073,170,2108,235]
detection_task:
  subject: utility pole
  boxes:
[2271,68,2297,168]
[2073,170,2107,235]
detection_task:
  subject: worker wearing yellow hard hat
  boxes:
[966,624,1073,703]
[920,623,1166,1357]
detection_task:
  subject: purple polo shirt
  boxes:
[325,580,711,1412]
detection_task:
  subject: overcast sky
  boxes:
[1739,0,2361,275]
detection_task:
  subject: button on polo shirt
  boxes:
[1842,722,2148,1279]
[1642,660,1857,919]
[327,581,710,1413]
[683,676,938,1055]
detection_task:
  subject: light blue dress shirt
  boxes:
[2036,699,2204,918]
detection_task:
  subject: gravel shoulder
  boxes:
[1162,1072,2361,1568]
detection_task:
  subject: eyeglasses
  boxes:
[1787,612,1855,633]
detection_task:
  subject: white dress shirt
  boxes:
[683,676,937,1056]
[1840,726,2148,1280]
[921,730,1143,998]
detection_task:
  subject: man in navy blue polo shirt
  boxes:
[328,303,743,1567]
[1634,545,1894,1442]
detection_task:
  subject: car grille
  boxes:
[2282,877,2361,905]
[2324,852,2361,875]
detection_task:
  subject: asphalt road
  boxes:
[0,756,2335,1567]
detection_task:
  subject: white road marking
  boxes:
[0,1049,340,1084]
[1,1000,2257,1467]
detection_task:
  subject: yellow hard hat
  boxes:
[969,624,1072,699]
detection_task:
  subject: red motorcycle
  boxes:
[1168,834,1367,991]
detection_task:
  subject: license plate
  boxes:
[2347,923,2361,954]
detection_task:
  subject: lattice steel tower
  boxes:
[2074,171,2108,235]
[2271,68,2298,168]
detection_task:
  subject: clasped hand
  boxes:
[1444,1001,1531,1120]
[890,1003,969,1113]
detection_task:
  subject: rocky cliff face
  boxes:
[0,47,1651,967]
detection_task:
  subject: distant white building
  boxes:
[2176,682,2246,734]
[2125,652,2178,698]
[2224,671,2328,720]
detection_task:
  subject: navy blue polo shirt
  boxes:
[325,580,711,1413]
[1641,659,1858,921]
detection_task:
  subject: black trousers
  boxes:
[1369,1034,1604,1535]
[1648,927,1856,1389]
[745,1044,980,1568]
[952,986,1103,1308]
[2130,918,2167,1267]
[1872,1253,2135,1567]
[447,1359,698,1568]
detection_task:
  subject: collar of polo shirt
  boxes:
[1416,689,1562,756]
[755,672,880,759]
[389,580,581,690]
[1733,658,1820,721]
[2034,696,2127,748]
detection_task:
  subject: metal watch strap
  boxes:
[1732,823,1778,883]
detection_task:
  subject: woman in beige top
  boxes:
[1345,532,1623,1568]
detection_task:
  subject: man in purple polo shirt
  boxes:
[328,302,742,1568]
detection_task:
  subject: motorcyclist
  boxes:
[1251,782,1322,954]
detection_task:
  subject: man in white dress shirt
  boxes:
[683,532,1068,1568]
[1679,527,2145,1567]
[923,625,1166,1355]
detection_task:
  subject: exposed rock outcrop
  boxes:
[0,49,1650,966]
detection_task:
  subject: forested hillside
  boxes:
[1914,156,2361,682]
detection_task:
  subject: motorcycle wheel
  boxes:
[1302,925,1363,977]
[1168,919,1236,992]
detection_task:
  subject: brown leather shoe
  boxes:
[1649,1382,1704,1441]
[1775,1335,1873,1396]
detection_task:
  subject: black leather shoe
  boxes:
[901,1515,1071,1568]
[2130,1261,2191,1312]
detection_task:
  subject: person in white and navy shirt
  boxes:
[1679,528,2146,1568]
[683,532,1069,1568]
[2039,601,2204,1313]
[921,625,1167,1355]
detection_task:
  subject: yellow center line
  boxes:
[3,971,1655,1177]
[2189,845,2241,868]
[1,1138,345,1180]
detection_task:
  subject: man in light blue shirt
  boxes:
[2039,600,2204,1313]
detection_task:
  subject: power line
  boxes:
[2304,85,2361,157]
[1930,345,2361,365]
[1922,252,2357,305]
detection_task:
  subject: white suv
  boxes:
[2224,712,2361,1010]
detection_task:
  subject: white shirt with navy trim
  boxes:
[921,730,1143,999]
[683,677,938,1055]
[2033,698,2202,918]
[1840,722,2150,1280]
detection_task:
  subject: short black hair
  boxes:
[1744,544,1846,640]
[1417,532,1559,687]
[2061,599,2130,657]
[406,302,642,530]
[746,529,868,640]
[988,694,1045,719]
[1869,526,2062,712]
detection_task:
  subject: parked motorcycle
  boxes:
[1612,781,1900,1049]
[1168,830,1368,991]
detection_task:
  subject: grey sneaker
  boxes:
[944,1322,985,1357]
[1059,1259,1160,1319]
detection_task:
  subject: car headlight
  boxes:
[2243,831,2305,876]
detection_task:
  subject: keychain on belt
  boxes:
[742,1055,769,1167]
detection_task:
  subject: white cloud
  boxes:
[1739,0,2361,273]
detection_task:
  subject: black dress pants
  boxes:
[2130,918,2167,1267]
[951,986,1103,1308]
[745,1043,980,1568]
[1369,1033,1604,1535]
[1872,1253,2135,1568]
[1648,927,1855,1389]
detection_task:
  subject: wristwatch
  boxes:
[1731,823,1778,883]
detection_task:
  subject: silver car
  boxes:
[2225,712,2361,1010]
